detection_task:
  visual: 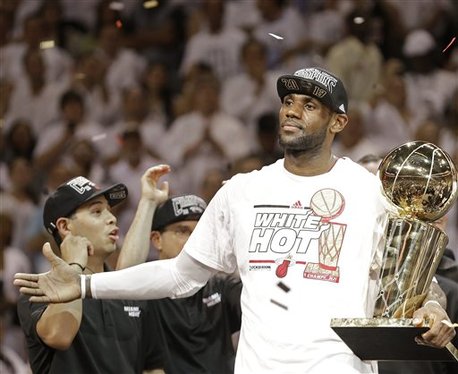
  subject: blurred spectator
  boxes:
[180,0,247,81]
[94,23,147,96]
[221,38,281,141]
[385,0,455,48]
[33,89,109,172]
[6,48,66,134]
[109,85,167,164]
[172,62,214,118]
[1,118,37,192]
[326,8,383,104]
[228,153,265,177]
[67,138,105,185]
[199,167,227,204]
[364,0,406,60]
[402,29,458,120]
[369,60,424,154]
[124,0,188,73]
[4,0,41,40]
[160,73,253,194]
[0,212,32,364]
[3,119,37,164]
[0,158,38,249]
[24,162,77,274]
[356,153,383,175]
[60,0,100,33]
[333,106,383,161]
[0,13,73,85]
[252,0,306,70]
[143,61,176,128]
[71,52,121,127]
[0,79,13,124]
[224,0,261,32]
[108,128,166,240]
[37,0,89,56]
[280,0,347,68]
[255,112,283,164]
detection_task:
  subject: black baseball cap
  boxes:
[43,176,128,235]
[152,195,207,231]
[277,67,348,114]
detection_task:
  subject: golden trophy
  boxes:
[331,141,458,361]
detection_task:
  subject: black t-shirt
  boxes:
[145,274,242,374]
[17,295,162,374]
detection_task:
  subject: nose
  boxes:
[285,101,301,119]
[106,210,117,225]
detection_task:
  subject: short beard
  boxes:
[279,124,327,156]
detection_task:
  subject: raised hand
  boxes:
[60,234,94,269]
[140,164,170,204]
[14,243,82,303]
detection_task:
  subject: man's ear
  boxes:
[150,231,162,252]
[330,113,348,134]
[55,217,72,238]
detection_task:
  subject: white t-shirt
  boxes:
[185,158,386,373]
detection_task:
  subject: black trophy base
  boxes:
[331,318,458,361]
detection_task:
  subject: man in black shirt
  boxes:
[17,171,163,374]
[117,194,242,374]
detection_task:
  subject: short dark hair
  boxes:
[59,90,84,110]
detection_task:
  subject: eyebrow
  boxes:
[284,94,318,103]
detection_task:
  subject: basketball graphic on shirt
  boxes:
[310,189,344,221]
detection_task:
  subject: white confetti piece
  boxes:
[268,33,284,40]
[91,133,107,142]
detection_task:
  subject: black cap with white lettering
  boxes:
[152,195,207,230]
[43,176,128,235]
[276,67,348,114]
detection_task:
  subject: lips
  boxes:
[281,121,302,132]
[108,228,119,242]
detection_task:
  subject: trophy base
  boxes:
[331,318,458,362]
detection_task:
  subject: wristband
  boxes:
[80,275,86,299]
[69,263,85,272]
[424,300,442,308]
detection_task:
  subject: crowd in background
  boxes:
[0,0,457,371]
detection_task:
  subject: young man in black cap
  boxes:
[17,170,166,374]
[15,68,456,373]
[117,194,242,374]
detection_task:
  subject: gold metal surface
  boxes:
[330,142,458,360]
[373,141,457,318]
[378,141,457,222]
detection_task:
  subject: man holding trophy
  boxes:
[14,67,456,373]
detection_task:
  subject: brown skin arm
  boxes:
[413,281,456,348]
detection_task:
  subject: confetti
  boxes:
[442,36,456,53]
[109,1,124,11]
[268,33,284,40]
[277,281,290,293]
[92,133,107,142]
[270,299,288,310]
[144,0,159,9]
[40,40,55,49]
